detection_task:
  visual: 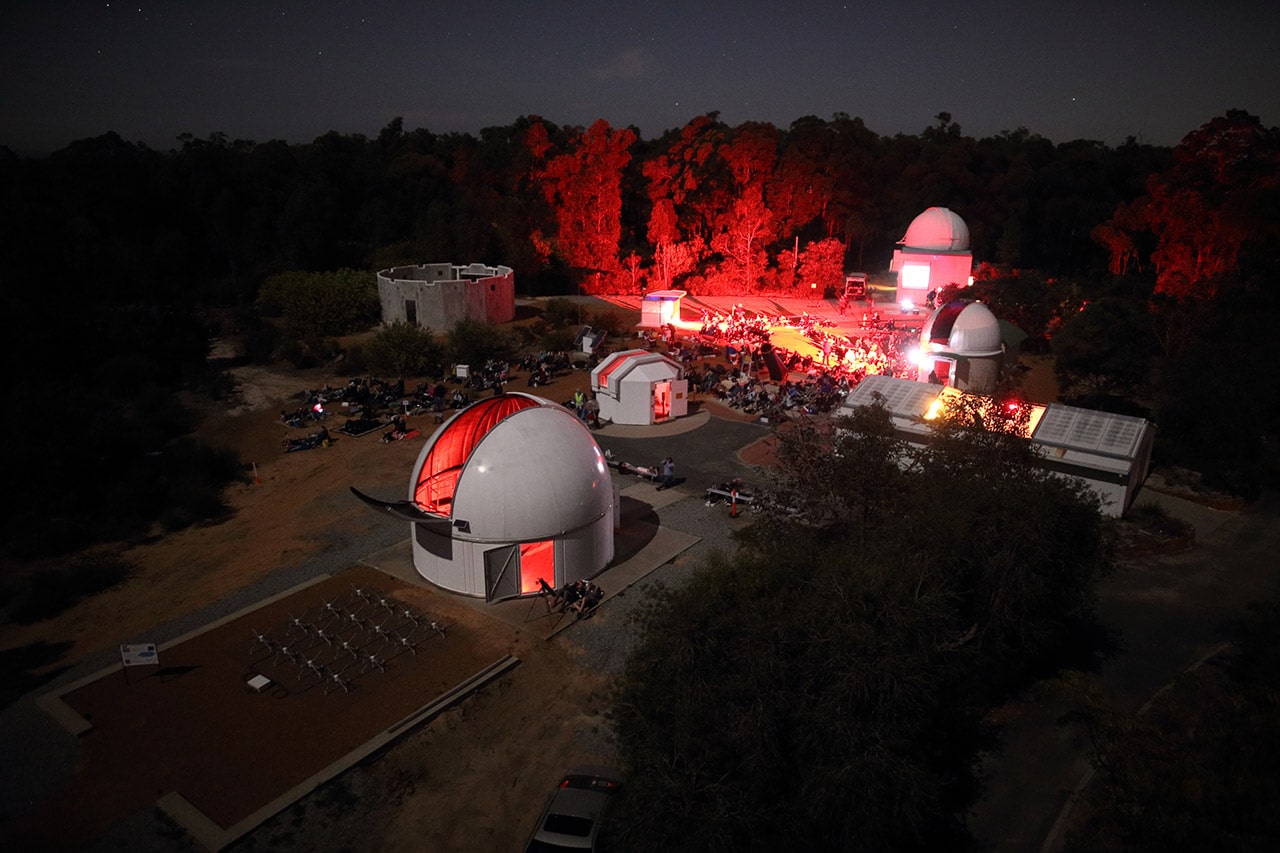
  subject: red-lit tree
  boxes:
[1091,192,1154,281]
[529,118,636,292]
[642,115,725,287]
[796,238,847,294]
[708,122,780,289]
[1143,110,1280,299]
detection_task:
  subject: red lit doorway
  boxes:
[653,381,671,422]
[483,541,555,602]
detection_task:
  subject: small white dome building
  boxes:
[403,393,615,600]
[918,300,1004,393]
[591,349,688,425]
[890,207,974,307]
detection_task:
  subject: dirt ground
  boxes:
[2,300,1066,851]
[1,329,660,852]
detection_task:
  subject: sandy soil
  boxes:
[1,300,1064,851]
[1,348,635,851]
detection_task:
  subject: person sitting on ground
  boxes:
[558,580,585,611]
[573,582,604,618]
[382,414,408,442]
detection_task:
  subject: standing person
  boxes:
[572,388,587,420]
[656,456,676,491]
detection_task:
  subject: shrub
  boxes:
[586,310,625,337]
[539,328,576,352]
[256,268,380,338]
[277,337,339,369]
[1126,501,1193,539]
[446,319,514,366]
[338,342,369,376]
[541,298,581,328]
[362,322,445,377]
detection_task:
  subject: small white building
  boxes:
[838,375,1155,516]
[890,207,974,308]
[401,393,615,600]
[917,300,1005,393]
[638,289,687,328]
[591,349,689,425]
[377,262,515,333]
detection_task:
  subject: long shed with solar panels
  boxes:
[839,375,1156,516]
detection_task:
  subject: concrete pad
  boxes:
[622,480,688,511]
[596,408,709,439]
[357,521,701,640]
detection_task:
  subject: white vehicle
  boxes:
[525,766,625,852]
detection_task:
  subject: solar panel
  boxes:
[847,376,939,417]
[1033,405,1144,457]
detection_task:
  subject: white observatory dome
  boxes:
[921,300,1003,357]
[901,207,971,252]
[409,393,612,540]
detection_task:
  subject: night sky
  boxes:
[3,1,1278,155]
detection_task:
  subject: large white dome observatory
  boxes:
[358,393,615,601]
[917,300,1004,393]
[890,206,974,306]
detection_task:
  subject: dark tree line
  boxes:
[1,111,1172,308]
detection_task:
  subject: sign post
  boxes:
[120,642,159,683]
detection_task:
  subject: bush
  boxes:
[539,328,576,352]
[277,337,340,369]
[338,342,369,376]
[446,319,514,366]
[586,310,625,337]
[362,322,445,376]
[256,268,380,338]
[541,298,581,328]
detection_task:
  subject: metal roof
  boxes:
[1031,405,1148,460]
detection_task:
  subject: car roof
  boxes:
[547,785,609,820]
[526,768,624,851]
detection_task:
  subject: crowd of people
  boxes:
[678,306,917,421]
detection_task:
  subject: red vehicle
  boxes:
[844,272,868,299]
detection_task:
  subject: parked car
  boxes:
[525,766,625,852]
